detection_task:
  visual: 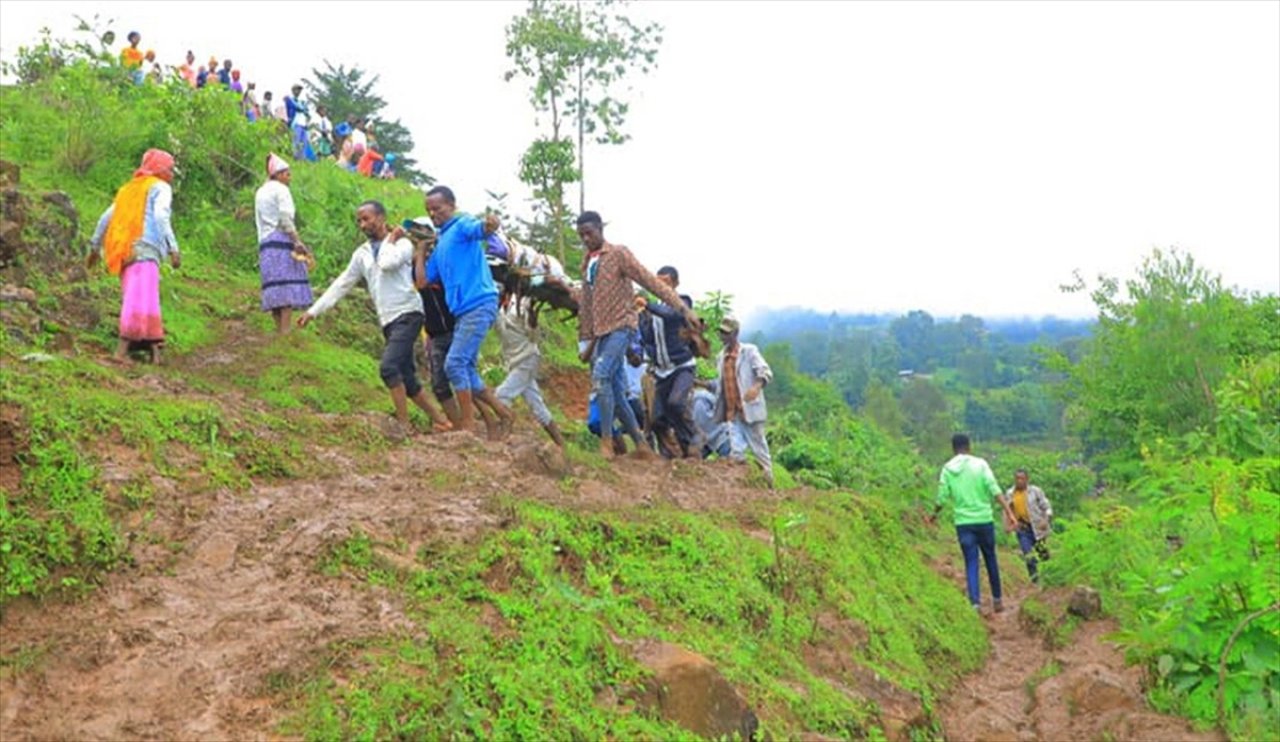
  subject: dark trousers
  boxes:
[380,312,424,398]
[426,331,453,401]
[1016,525,1044,580]
[956,522,1002,606]
[653,366,696,454]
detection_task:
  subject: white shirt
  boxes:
[496,299,541,369]
[253,179,296,242]
[307,237,421,328]
[350,128,368,150]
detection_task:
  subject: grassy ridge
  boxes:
[1,56,989,739]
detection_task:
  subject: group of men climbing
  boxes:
[91,148,1054,613]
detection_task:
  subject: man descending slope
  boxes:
[637,266,698,458]
[562,211,700,460]
[423,186,516,437]
[298,201,452,436]
[714,316,774,487]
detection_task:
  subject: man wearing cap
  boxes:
[561,211,701,461]
[298,201,452,436]
[637,266,698,458]
[714,316,775,486]
[423,185,515,437]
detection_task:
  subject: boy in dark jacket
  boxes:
[638,266,698,457]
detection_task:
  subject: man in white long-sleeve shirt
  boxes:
[298,200,451,434]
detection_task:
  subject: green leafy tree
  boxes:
[900,376,953,461]
[505,0,661,258]
[1056,249,1269,469]
[862,379,906,438]
[890,309,936,372]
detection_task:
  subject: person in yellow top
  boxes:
[1000,469,1054,584]
[120,32,144,85]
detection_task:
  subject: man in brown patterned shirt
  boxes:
[562,211,701,460]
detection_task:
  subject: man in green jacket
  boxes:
[931,434,1015,613]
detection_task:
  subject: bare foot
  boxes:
[431,419,454,434]
[599,438,617,460]
[483,416,501,442]
[631,445,656,461]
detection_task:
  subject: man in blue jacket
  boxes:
[424,185,515,437]
[638,266,698,457]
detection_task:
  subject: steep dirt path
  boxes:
[0,331,771,740]
[935,560,1222,741]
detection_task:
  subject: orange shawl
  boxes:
[102,176,160,275]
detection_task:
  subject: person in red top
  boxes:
[356,146,384,177]
[563,211,700,460]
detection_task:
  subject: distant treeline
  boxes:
[745,308,1093,448]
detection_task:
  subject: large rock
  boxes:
[1066,664,1137,715]
[633,641,759,740]
[511,441,571,479]
[1067,586,1103,620]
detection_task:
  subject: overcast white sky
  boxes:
[2,0,1277,322]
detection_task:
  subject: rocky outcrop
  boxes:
[632,640,759,740]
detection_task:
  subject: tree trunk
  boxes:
[577,0,586,215]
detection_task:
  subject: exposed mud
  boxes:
[934,557,1223,742]
[0,403,23,493]
[0,345,773,740]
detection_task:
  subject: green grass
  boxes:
[287,496,987,740]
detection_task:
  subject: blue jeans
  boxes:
[956,523,1002,606]
[1016,526,1039,580]
[592,329,642,442]
[445,298,497,393]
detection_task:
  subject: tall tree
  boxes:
[571,0,662,212]
[303,61,431,185]
[505,0,662,258]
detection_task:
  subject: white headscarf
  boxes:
[266,152,290,178]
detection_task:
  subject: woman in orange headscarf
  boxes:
[87,149,182,364]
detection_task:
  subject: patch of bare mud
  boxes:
[0,414,777,739]
[935,560,1222,741]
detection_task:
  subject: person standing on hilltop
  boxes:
[86,149,182,365]
[930,434,1016,614]
[713,316,775,486]
[254,153,314,334]
[177,50,198,88]
[1000,468,1054,584]
[284,85,315,162]
[557,211,700,460]
[120,31,144,85]
[418,186,515,438]
[298,201,452,436]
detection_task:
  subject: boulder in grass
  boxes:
[1067,585,1103,620]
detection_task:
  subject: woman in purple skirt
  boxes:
[255,153,314,333]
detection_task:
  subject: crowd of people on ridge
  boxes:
[117,30,400,179]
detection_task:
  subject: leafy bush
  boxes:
[1045,253,1280,736]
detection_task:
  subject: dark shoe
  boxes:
[993,599,1005,613]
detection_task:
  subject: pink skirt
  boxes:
[119,260,164,342]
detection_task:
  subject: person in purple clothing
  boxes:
[254,153,313,334]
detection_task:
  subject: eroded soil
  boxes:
[934,557,1222,742]
[0,348,772,740]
